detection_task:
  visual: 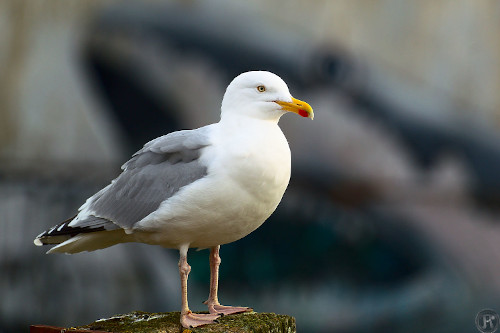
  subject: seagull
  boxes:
[34,71,313,328]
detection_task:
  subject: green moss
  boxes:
[77,311,180,333]
[77,311,296,333]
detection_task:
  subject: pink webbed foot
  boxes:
[206,302,253,316]
[181,311,221,328]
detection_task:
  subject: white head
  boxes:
[220,71,313,122]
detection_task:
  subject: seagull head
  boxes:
[221,71,314,122]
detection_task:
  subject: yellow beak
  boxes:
[275,97,314,120]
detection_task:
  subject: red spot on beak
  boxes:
[298,109,309,118]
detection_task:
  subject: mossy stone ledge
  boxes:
[74,311,296,333]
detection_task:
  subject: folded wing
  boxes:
[35,126,213,247]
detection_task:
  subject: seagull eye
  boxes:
[257,85,266,92]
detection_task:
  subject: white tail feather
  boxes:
[47,230,132,254]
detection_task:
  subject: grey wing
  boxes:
[36,126,213,243]
[86,126,212,229]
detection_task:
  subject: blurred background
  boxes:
[1,0,500,332]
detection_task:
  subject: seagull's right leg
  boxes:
[178,244,220,328]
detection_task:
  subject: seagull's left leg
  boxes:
[178,245,220,328]
[204,245,252,315]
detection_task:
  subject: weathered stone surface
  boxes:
[77,311,296,333]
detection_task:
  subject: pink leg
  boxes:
[178,245,220,328]
[204,245,252,316]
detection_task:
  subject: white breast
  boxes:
[215,119,291,202]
